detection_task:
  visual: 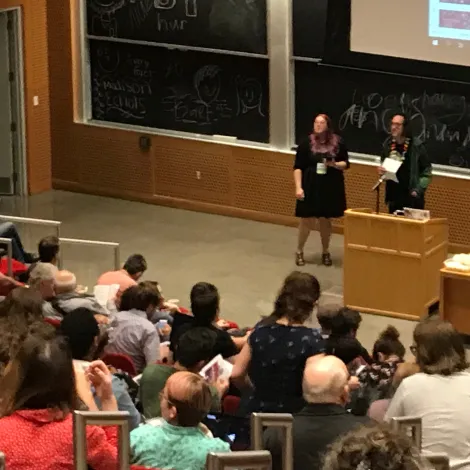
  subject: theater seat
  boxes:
[101,352,137,377]
[44,317,61,328]
[131,466,161,470]
[223,395,241,415]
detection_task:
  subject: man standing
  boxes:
[264,355,368,470]
[378,113,432,213]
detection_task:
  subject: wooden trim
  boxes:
[346,305,421,322]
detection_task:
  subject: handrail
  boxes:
[0,238,13,277]
[59,237,120,270]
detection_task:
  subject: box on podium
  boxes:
[343,208,448,320]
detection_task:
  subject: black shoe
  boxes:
[322,253,332,266]
[295,252,305,266]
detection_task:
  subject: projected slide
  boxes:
[429,0,470,43]
[351,0,470,67]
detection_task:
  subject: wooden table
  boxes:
[440,268,470,334]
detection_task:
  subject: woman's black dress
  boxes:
[294,138,349,219]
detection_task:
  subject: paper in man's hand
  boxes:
[381,157,402,183]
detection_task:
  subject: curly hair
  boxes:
[0,288,54,375]
[322,424,425,470]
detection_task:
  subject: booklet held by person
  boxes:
[381,158,402,183]
[94,284,120,307]
[200,354,233,382]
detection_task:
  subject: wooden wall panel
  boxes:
[0,0,52,194]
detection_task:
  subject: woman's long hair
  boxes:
[0,288,54,374]
[0,335,77,417]
[260,271,320,326]
[310,113,340,154]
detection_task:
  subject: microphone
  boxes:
[372,177,384,192]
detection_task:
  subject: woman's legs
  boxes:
[319,218,332,266]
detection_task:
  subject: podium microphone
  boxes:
[372,177,384,192]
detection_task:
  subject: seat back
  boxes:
[101,352,137,377]
[391,416,422,450]
[422,453,450,470]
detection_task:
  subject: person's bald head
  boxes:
[54,270,77,294]
[303,355,350,405]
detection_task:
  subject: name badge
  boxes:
[316,162,327,175]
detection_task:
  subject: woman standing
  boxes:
[294,114,349,266]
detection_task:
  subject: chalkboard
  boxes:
[295,62,470,168]
[90,39,269,142]
[86,0,267,55]
[293,0,328,59]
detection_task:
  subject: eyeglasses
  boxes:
[409,345,417,356]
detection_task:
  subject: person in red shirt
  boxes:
[0,334,119,470]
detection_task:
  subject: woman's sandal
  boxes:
[295,252,305,266]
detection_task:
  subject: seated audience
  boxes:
[368,362,419,422]
[326,307,372,367]
[385,317,470,468]
[350,326,405,416]
[231,271,324,414]
[322,423,425,470]
[0,287,54,374]
[28,262,60,319]
[0,335,118,470]
[131,371,230,470]
[170,282,241,360]
[59,307,141,430]
[0,221,37,264]
[52,269,109,320]
[265,355,369,470]
[105,283,161,373]
[140,327,225,419]
[139,280,174,327]
[97,253,147,301]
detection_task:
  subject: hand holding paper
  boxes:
[381,158,402,183]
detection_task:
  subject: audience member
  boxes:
[38,236,60,264]
[140,327,225,419]
[97,253,147,301]
[170,282,241,360]
[138,280,174,328]
[28,262,60,319]
[105,283,161,373]
[52,269,109,320]
[0,335,118,470]
[265,355,369,470]
[385,317,470,468]
[131,371,230,470]
[326,307,372,367]
[0,287,54,374]
[322,423,425,470]
[350,326,405,416]
[232,271,324,414]
[59,307,141,429]
[317,303,341,338]
[368,362,419,422]
[0,221,37,264]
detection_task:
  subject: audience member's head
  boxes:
[38,236,60,265]
[0,335,77,417]
[269,271,320,325]
[303,355,350,406]
[0,287,44,321]
[175,327,217,371]
[317,304,341,336]
[160,371,213,427]
[330,307,362,337]
[372,326,406,363]
[412,317,468,376]
[59,308,100,361]
[138,281,164,306]
[190,282,220,326]
[0,288,54,372]
[322,424,424,470]
[29,263,58,300]
[120,282,162,316]
[54,270,77,295]
[123,254,147,281]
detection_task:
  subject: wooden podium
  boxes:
[343,209,448,320]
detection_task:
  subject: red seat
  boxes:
[131,466,161,470]
[44,317,61,328]
[222,395,241,415]
[101,352,137,377]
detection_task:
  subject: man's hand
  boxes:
[212,377,230,398]
[86,360,115,406]
[295,188,305,200]
[94,314,109,325]
[411,190,418,197]
[377,166,386,176]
